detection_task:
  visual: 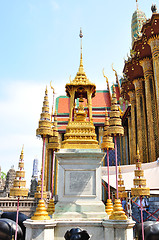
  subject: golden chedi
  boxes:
[101,109,114,215]
[101,109,114,150]
[34,168,47,199]
[10,147,28,197]
[108,85,127,220]
[61,29,99,149]
[117,165,127,199]
[131,147,150,197]
[36,86,53,138]
[107,85,124,137]
[31,168,50,220]
[109,199,127,220]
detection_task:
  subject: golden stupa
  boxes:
[10,147,28,197]
[34,168,47,199]
[131,147,150,197]
[101,109,114,150]
[32,87,53,220]
[117,165,127,199]
[36,87,53,138]
[107,85,124,137]
[108,85,127,220]
[61,29,99,149]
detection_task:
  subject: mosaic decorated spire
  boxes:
[10,147,28,197]
[36,87,53,138]
[131,147,150,197]
[101,109,114,150]
[107,85,124,137]
[131,1,146,45]
[34,168,47,199]
[118,165,127,199]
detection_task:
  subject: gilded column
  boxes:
[128,90,137,163]
[148,36,159,115]
[133,78,149,163]
[128,115,133,164]
[140,58,159,161]
[87,88,93,122]
[45,137,48,190]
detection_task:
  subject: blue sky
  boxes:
[0,0,154,187]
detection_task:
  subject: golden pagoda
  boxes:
[36,86,53,138]
[101,109,114,150]
[61,29,99,149]
[32,87,53,220]
[117,165,127,199]
[131,147,150,197]
[10,147,28,197]
[108,85,127,220]
[107,85,124,137]
[34,168,47,199]
[101,108,114,215]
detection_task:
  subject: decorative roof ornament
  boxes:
[151,4,157,13]
[102,69,111,99]
[112,64,121,94]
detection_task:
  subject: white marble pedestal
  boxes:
[103,219,135,240]
[24,219,56,240]
[54,149,107,220]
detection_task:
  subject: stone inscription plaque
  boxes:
[65,170,95,196]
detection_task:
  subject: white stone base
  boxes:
[24,219,56,240]
[103,219,135,240]
[24,218,135,240]
[54,220,104,240]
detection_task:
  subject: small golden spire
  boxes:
[50,81,55,94]
[10,148,28,197]
[79,28,84,72]
[102,68,111,99]
[131,148,150,197]
[136,0,139,10]
[112,64,121,94]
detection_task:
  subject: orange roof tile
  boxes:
[92,91,111,108]
[57,97,70,114]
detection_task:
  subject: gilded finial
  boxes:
[103,68,111,99]
[112,64,121,94]
[136,0,138,10]
[69,75,71,83]
[79,28,84,70]
[45,86,48,94]
[50,81,55,94]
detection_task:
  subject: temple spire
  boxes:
[79,28,84,71]
[136,0,138,10]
